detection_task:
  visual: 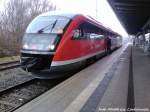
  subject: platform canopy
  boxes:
[107,0,150,35]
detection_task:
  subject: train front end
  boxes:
[20,13,71,78]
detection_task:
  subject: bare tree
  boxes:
[0,0,56,55]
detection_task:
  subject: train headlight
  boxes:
[23,44,29,49]
[48,44,55,50]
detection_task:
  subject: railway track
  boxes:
[0,61,20,71]
[0,78,65,112]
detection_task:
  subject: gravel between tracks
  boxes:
[0,68,34,92]
[0,79,64,112]
[0,68,66,112]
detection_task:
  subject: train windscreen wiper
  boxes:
[37,20,57,33]
[50,20,58,32]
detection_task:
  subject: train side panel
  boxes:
[52,16,106,66]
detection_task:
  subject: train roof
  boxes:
[39,11,79,19]
[39,11,121,36]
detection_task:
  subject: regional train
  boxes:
[20,11,122,78]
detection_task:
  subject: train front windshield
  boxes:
[22,16,70,51]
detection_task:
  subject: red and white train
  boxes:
[20,11,122,78]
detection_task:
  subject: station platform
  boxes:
[14,44,150,112]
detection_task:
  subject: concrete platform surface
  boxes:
[133,47,150,110]
[14,45,128,112]
[95,46,150,112]
[97,46,130,111]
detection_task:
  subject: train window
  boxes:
[90,33,104,39]
[72,23,86,39]
[73,22,105,40]
[73,29,82,39]
[26,16,70,34]
[82,22,105,39]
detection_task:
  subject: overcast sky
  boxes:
[0,0,128,36]
[0,0,4,12]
